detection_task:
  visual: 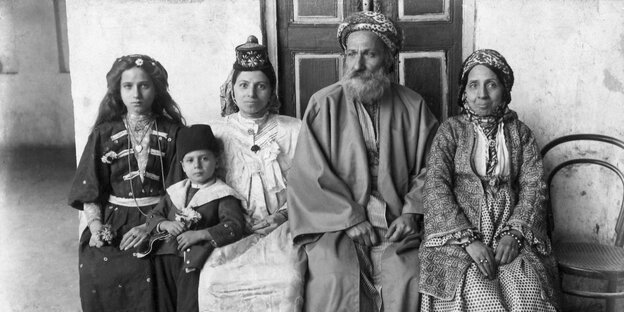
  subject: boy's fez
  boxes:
[176,124,219,162]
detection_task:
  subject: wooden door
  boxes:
[276,0,463,121]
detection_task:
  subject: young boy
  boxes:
[145,124,246,312]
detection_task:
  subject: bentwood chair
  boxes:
[541,134,624,312]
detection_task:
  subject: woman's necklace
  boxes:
[241,113,269,153]
[248,128,261,153]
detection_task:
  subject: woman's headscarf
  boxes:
[458,49,514,110]
[220,36,280,117]
[459,49,515,177]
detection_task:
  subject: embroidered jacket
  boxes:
[419,112,557,301]
[68,117,182,209]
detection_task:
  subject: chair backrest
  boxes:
[541,134,624,247]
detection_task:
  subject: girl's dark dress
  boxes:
[68,117,181,312]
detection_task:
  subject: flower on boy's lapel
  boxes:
[175,206,202,229]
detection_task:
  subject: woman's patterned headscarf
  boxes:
[458,49,514,108]
[220,36,280,116]
[459,49,515,177]
[337,11,403,56]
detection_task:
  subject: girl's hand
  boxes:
[177,230,204,251]
[88,220,104,248]
[251,213,287,235]
[120,224,149,251]
[465,240,497,279]
[160,221,185,236]
[495,231,522,265]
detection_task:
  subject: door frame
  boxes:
[263,0,477,112]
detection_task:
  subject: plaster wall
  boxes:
[472,0,624,309]
[473,0,624,243]
[66,0,262,160]
[0,0,74,148]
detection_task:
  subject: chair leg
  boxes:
[606,279,618,312]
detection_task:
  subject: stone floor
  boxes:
[0,147,81,311]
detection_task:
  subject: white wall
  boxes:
[471,0,624,241]
[0,0,74,148]
[470,0,624,310]
[66,0,263,159]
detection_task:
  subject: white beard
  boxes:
[342,68,390,104]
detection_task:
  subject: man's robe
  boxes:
[287,81,438,312]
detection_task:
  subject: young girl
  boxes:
[68,54,185,312]
[144,124,246,312]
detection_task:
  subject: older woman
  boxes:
[197,36,305,312]
[419,49,560,311]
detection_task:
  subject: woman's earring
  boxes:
[231,92,238,105]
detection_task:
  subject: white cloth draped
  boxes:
[198,113,303,312]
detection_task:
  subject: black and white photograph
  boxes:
[1,0,623,311]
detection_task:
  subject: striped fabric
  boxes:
[353,100,394,312]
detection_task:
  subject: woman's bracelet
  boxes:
[500,231,523,249]
[459,236,476,249]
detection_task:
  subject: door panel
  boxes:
[295,54,343,118]
[278,0,462,121]
[400,0,449,21]
[400,51,448,119]
[294,0,343,23]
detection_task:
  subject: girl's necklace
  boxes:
[126,116,154,153]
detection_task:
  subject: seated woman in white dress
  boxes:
[197,35,305,312]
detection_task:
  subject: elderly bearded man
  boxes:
[287,11,439,312]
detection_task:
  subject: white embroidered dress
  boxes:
[198,112,305,312]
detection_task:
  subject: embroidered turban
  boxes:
[458,49,515,106]
[337,11,403,56]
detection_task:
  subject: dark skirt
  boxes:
[79,202,156,312]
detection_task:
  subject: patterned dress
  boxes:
[419,111,560,311]
[197,112,306,312]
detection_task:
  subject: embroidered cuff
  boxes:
[84,203,102,229]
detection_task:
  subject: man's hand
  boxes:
[346,221,378,246]
[385,213,420,242]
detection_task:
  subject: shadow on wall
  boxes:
[0,147,81,311]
